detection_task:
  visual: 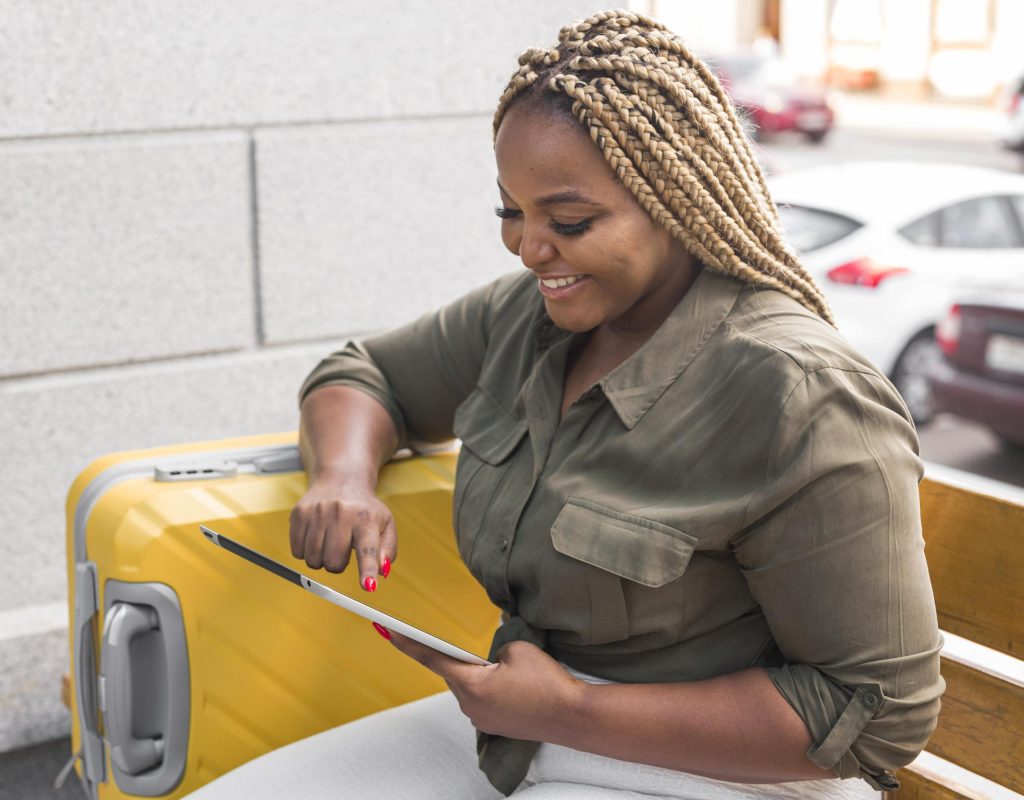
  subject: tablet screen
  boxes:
[200,525,491,666]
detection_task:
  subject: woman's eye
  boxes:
[550,218,593,236]
[493,206,593,236]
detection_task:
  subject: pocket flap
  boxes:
[551,498,696,587]
[454,386,527,465]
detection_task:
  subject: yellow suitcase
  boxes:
[65,432,498,799]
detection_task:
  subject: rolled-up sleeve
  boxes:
[735,366,944,790]
[299,272,524,446]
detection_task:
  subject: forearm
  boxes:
[550,667,833,784]
[298,385,400,487]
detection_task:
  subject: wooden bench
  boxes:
[889,464,1024,800]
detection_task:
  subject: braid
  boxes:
[493,9,833,324]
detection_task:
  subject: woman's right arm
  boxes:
[291,385,400,590]
[289,271,528,587]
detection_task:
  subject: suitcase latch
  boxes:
[154,461,238,482]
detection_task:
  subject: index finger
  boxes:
[351,520,382,591]
[384,629,489,683]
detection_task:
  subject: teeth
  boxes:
[541,275,581,289]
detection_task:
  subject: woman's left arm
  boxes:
[728,367,945,789]
[387,632,832,782]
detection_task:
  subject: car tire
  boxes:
[891,330,941,426]
[804,129,828,144]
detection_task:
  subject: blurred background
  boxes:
[1,1,1022,796]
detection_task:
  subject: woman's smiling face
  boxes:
[494,103,697,338]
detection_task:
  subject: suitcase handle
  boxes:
[101,602,164,775]
[99,582,190,796]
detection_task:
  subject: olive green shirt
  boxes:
[300,268,943,793]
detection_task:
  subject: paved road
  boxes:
[0,737,79,800]
[759,126,1024,490]
[758,126,1024,175]
[918,415,1023,488]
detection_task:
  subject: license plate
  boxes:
[797,111,828,130]
[986,334,1024,373]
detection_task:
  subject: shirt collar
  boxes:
[529,269,742,430]
[598,269,742,429]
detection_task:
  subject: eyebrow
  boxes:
[496,180,600,208]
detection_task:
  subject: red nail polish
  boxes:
[372,622,391,640]
[363,576,377,592]
[382,557,391,578]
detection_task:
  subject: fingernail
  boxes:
[363,576,377,592]
[381,557,391,578]
[372,622,391,640]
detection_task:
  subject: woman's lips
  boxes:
[537,274,589,299]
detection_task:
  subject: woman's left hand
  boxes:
[381,627,584,741]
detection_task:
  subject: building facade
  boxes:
[645,0,1023,101]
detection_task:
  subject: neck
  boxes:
[601,261,701,347]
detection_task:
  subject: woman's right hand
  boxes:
[289,477,397,592]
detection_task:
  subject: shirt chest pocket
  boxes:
[549,498,698,644]
[452,386,527,566]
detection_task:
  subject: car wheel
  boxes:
[804,129,828,144]
[891,331,941,426]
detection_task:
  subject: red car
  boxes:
[710,54,834,143]
[929,296,1024,447]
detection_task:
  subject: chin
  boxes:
[545,307,599,333]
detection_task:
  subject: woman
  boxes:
[189,10,942,799]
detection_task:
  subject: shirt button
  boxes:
[498,538,509,552]
[862,691,880,709]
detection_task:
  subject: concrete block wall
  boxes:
[0,0,597,753]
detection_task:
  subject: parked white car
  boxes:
[769,161,1024,423]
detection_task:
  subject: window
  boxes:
[899,212,941,246]
[940,197,1021,248]
[1010,196,1024,232]
[776,204,862,253]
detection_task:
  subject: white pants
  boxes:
[183,692,880,800]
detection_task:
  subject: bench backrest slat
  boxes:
[927,657,1024,794]
[919,477,1024,658]
[893,773,976,800]
[892,474,1024,798]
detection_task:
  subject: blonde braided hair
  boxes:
[493,10,833,324]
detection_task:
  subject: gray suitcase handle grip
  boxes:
[102,603,164,775]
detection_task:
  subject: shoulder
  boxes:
[435,270,539,345]
[714,288,924,523]
[715,283,910,417]
[482,270,539,322]
[724,284,876,377]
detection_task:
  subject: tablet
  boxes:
[200,525,491,666]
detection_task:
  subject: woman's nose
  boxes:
[518,224,557,270]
